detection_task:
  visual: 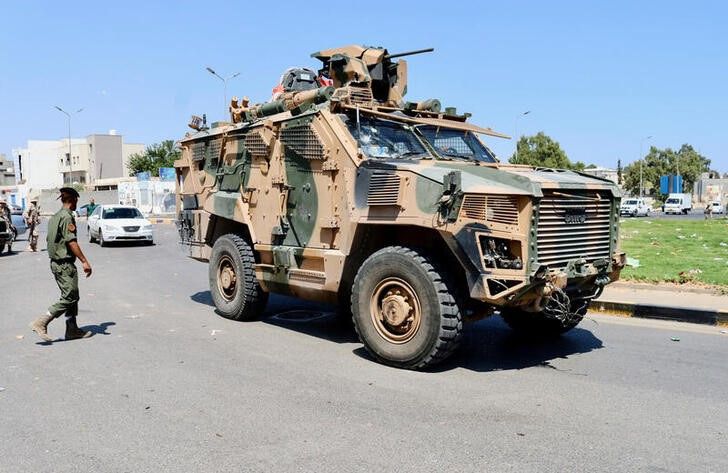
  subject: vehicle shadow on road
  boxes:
[190,291,358,343]
[427,316,603,373]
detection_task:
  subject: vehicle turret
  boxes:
[311,45,433,107]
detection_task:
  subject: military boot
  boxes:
[29,314,56,342]
[65,317,94,340]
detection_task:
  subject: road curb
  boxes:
[593,300,728,327]
[149,217,175,225]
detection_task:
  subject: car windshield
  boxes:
[343,114,428,159]
[416,125,497,163]
[624,200,638,205]
[666,198,680,204]
[103,208,143,219]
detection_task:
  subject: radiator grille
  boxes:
[244,130,270,158]
[536,191,613,268]
[281,124,324,160]
[367,172,401,206]
[348,87,373,105]
[460,194,519,226]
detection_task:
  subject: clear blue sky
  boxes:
[1,0,726,172]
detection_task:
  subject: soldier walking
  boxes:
[30,187,94,342]
[24,197,41,251]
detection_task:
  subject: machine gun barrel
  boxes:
[385,48,434,60]
[245,86,334,121]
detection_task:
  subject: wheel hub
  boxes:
[370,278,421,344]
[217,256,237,301]
[220,266,236,290]
[381,292,412,327]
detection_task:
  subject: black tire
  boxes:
[209,234,268,321]
[99,230,106,247]
[89,230,96,244]
[351,246,462,370]
[500,299,589,337]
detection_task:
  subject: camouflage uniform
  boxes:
[46,208,80,318]
[29,187,93,342]
[0,200,13,253]
[24,201,41,251]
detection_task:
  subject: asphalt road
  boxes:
[2,223,727,473]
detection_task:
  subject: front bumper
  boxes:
[103,229,154,241]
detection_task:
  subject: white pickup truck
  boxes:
[620,198,650,217]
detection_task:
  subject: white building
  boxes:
[11,132,144,190]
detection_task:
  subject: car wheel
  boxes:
[209,234,268,321]
[99,230,106,247]
[351,246,463,370]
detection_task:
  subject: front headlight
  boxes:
[143,224,153,230]
[103,224,116,232]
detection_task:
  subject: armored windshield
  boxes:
[416,126,497,163]
[343,114,429,159]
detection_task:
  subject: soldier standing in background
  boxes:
[0,198,14,253]
[30,187,94,342]
[24,197,41,251]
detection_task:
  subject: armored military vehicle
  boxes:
[175,45,625,369]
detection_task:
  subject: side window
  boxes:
[92,207,101,217]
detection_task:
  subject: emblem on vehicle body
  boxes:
[563,207,587,224]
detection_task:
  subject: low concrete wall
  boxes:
[38,189,118,215]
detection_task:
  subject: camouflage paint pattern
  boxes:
[175,45,624,308]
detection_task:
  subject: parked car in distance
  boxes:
[709,201,725,214]
[88,205,154,246]
[9,204,27,238]
[620,198,650,217]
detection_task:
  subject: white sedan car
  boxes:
[88,205,154,246]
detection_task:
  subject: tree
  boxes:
[127,140,180,177]
[622,144,710,196]
[509,132,585,170]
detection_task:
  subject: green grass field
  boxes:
[618,217,728,286]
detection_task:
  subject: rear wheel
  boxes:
[351,246,462,370]
[209,234,268,321]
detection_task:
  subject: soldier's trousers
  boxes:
[48,260,79,318]
[28,224,38,249]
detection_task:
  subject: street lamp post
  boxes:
[205,67,240,117]
[639,135,652,198]
[514,110,531,162]
[54,106,84,185]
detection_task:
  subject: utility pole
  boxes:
[639,135,652,197]
[205,67,240,117]
[54,106,84,185]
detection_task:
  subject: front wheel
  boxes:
[351,246,462,370]
[209,234,268,321]
[99,230,106,247]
